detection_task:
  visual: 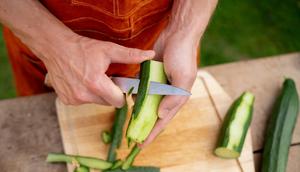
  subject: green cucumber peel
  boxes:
[46,153,112,170]
[107,86,134,161]
[122,145,141,170]
[110,159,123,170]
[128,87,135,95]
[107,104,128,162]
[74,166,90,172]
[102,131,112,144]
[106,166,160,172]
[131,61,151,119]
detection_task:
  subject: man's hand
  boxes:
[140,0,218,147]
[140,29,198,147]
[44,36,154,106]
[0,0,154,107]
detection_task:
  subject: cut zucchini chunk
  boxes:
[214,92,255,159]
[126,60,167,143]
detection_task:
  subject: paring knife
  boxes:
[112,77,191,96]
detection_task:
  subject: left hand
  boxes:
[140,30,199,147]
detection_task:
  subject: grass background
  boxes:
[1,0,300,99]
[0,26,16,99]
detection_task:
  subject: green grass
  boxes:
[1,0,300,99]
[0,26,16,99]
[200,0,300,66]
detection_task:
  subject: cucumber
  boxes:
[122,145,141,170]
[46,153,112,170]
[261,78,299,172]
[107,104,128,162]
[126,60,167,143]
[106,166,160,172]
[110,159,123,170]
[102,130,112,144]
[214,92,255,159]
[74,166,89,172]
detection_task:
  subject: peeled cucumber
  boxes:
[126,60,167,143]
[214,92,255,159]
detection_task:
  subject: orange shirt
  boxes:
[3,0,173,96]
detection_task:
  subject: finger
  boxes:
[158,69,196,118]
[87,75,125,107]
[139,104,180,148]
[86,95,110,105]
[109,44,155,64]
[72,90,110,105]
[158,96,188,118]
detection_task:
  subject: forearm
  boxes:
[0,0,75,60]
[167,0,218,42]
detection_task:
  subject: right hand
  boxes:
[37,35,154,107]
[0,0,154,107]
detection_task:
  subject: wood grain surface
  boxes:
[56,71,255,172]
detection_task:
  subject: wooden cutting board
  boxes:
[55,71,255,172]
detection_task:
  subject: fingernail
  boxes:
[158,108,169,118]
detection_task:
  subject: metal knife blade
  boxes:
[112,77,191,96]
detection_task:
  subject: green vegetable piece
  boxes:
[122,145,141,170]
[102,131,112,144]
[261,78,299,172]
[110,159,123,170]
[106,166,160,172]
[74,166,89,172]
[46,153,112,170]
[128,87,135,95]
[214,91,255,159]
[107,104,128,162]
[126,60,167,143]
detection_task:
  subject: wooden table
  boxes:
[205,53,300,172]
[0,53,299,172]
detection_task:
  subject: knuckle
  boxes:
[73,92,85,102]
[181,68,197,82]
[127,48,140,58]
[127,49,135,58]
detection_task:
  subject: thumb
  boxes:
[110,44,155,64]
[158,96,188,118]
[158,73,195,118]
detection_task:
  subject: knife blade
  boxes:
[112,77,191,96]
